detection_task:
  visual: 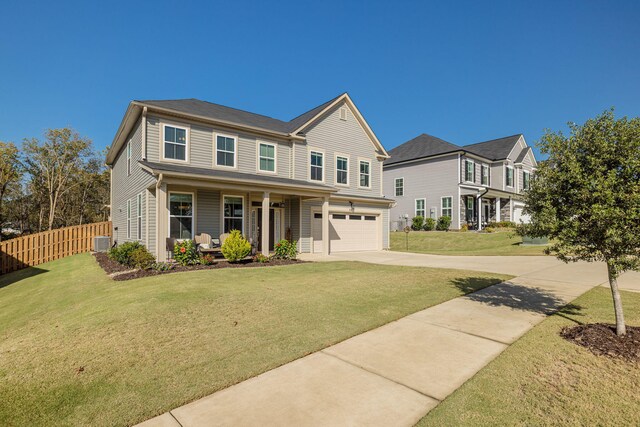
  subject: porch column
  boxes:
[322,196,330,256]
[477,194,483,230]
[496,198,501,222]
[261,192,270,256]
[156,181,168,261]
[509,196,513,221]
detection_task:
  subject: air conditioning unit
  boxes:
[93,236,111,252]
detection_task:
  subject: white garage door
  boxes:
[312,212,379,253]
[513,203,531,224]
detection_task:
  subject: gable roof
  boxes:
[463,134,522,161]
[384,133,462,166]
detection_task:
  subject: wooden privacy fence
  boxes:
[0,221,112,274]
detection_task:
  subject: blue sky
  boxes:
[1,0,639,158]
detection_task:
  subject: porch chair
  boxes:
[165,237,178,260]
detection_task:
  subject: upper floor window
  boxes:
[163,125,187,161]
[465,159,475,182]
[127,141,132,175]
[505,166,514,187]
[216,135,236,168]
[442,197,452,218]
[336,155,348,185]
[310,151,323,181]
[395,178,404,196]
[258,142,276,173]
[415,199,426,217]
[359,160,371,188]
[523,170,531,190]
[481,165,489,186]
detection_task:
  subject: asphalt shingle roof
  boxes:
[384,133,462,166]
[463,134,522,161]
[137,93,345,135]
[514,146,532,164]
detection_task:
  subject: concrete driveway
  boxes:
[138,251,638,427]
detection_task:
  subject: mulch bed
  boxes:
[92,252,305,281]
[560,323,640,363]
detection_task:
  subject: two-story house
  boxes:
[383,133,537,230]
[106,93,392,260]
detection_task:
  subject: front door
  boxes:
[257,208,276,251]
[483,202,491,225]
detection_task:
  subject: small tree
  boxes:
[518,110,640,336]
[0,142,22,240]
[221,230,251,262]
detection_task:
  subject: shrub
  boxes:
[253,253,270,263]
[484,226,496,233]
[411,216,424,231]
[488,221,516,228]
[130,247,155,269]
[151,261,174,272]
[423,217,436,231]
[199,254,216,265]
[273,239,297,260]
[436,216,452,231]
[108,241,146,267]
[173,240,199,266]
[221,230,251,262]
[460,223,469,232]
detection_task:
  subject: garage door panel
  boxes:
[313,212,379,253]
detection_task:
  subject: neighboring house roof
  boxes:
[463,134,522,161]
[139,160,336,193]
[384,133,462,166]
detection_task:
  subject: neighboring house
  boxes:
[383,133,537,230]
[106,93,392,260]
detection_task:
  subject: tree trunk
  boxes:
[606,261,626,336]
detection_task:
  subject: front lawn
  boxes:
[0,253,510,426]
[391,230,547,256]
[418,286,640,426]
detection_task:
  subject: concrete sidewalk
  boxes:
[138,254,635,427]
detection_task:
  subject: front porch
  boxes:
[459,188,517,230]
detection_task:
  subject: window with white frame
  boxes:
[127,199,132,239]
[336,156,348,185]
[169,193,193,239]
[481,165,489,186]
[395,178,404,196]
[505,166,514,187]
[258,142,276,172]
[415,199,426,217]
[523,170,531,190]
[442,197,452,218]
[136,193,143,240]
[359,160,371,188]
[163,125,187,161]
[216,135,236,167]
[223,196,243,233]
[310,151,323,181]
[465,159,475,182]
[127,141,131,175]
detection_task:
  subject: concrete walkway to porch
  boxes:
[138,252,638,427]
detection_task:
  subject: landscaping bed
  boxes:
[561,323,640,362]
[93,251,303,281]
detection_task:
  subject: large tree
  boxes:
[519,110,640,336]
[0,142,22,240]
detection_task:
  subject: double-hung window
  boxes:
[481,165,489,186]
[258,143,276,172]
[136,193,143,240]
[395,178,404,196]
[359,160,371,188]
[336,156,348,185]
[505,166,514,187]
[415,199,426,217]
[169,193,193,239]
[127,199,132,239]
[223,196,243,233]
[442,197,452,218]
[127,141,131,175]
[523,170,531,190]
[310,151,323,181]
[216,135,236,167]
[164,125,187,161]
[465,159,475,182]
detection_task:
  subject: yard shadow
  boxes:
[452,277,584,319]
[0,264,48,290]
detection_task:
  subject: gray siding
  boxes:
[196,189,221,237]
[289,197,301,243]
[384,154,459,229]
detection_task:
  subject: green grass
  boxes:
[0,253,511,427]
[391,230,547,256]
[418,287,640,426]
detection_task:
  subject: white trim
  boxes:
[339,107,347,121]
[505,135,524,161]
[161,122,190,164]
[505,165,514,188]
[481,163,490,186]
[214,132,239,170]
[334,152,350,186]
[126,199,132,239]
[464,158,475,183]
[136,192,143,241]
[168,191,196,239]
[394,177,404,197]
[126,141,132,176]
[256,140,277,174]
[145,189,149,247]
[522,170,531,190]
[308,147,325,183]
[441,196,453,219]
[141,106,147,160]
[358,158,372,189]
[414,198,426,218]
[221,194,245,235]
